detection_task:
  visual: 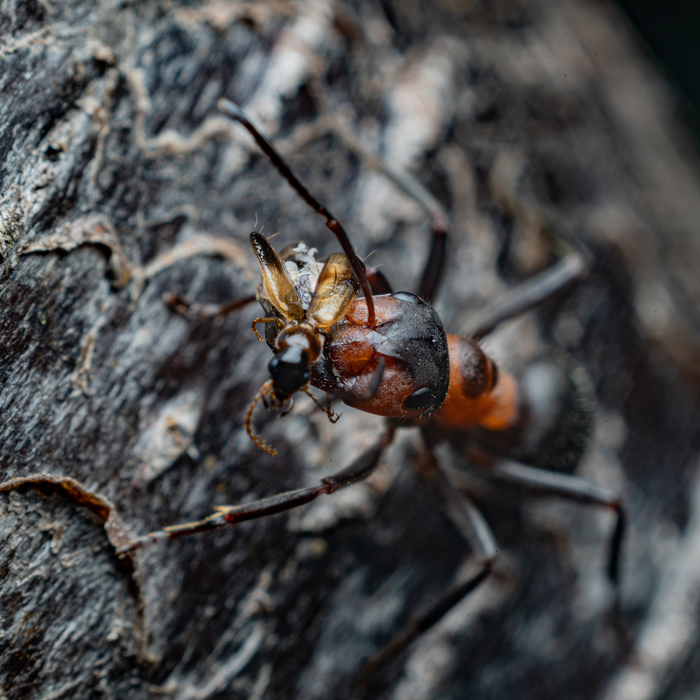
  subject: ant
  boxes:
[120,99,626,683]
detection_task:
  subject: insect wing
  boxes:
[308,253,360,329]
[250,232,304,322]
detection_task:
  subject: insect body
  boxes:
[121,100,625,682]
[246,232,450,455]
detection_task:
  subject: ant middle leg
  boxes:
[462,252,587,339]
[307,79,586,317]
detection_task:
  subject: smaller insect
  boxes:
[120,100,624,683]
[243,231,448,457]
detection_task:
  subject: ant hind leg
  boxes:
[357,449,497,692]
[476,458,624,586]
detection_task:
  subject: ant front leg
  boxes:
[416,205,450,304]
[305,78,450,304]
[365,266,393,295]
[219,99,377,326]
[357,449,497,692]
[412,181,585,320]
[118,426,396,555]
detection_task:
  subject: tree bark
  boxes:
[1,0,700,699]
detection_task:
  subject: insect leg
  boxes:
[118,426,396,555]
[357,451,496,690]
[483,459,625,585]
[365,266,393,295]
[251,317,285,342]
[164,293,257,319]
[417,210,450,304]
[463,252,587,340]
[301,389,341,424]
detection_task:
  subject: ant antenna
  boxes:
[218,99,376,327]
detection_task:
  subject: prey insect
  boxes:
[121,99,625,679]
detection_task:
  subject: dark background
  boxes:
[617,1,700,133]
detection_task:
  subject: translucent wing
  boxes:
[250,232,303,322]
[308,253,360,329]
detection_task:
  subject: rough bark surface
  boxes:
[1,1,700,699]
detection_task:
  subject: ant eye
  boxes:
[404,387,435,411]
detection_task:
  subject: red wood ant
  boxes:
[120,99,625,680]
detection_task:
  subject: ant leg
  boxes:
[463,252,587,340]
[417,210,450,304]
[165,293,257,319]
[352,150,448,302]
[365,266,393,295]
[302,389,341,424]
[480,459,625,585]
[364,357,386,400]
[326,357,387,406]
[252,317,285,342]
[118,426,396,555]
[357,450,496,689]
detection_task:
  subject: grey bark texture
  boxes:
[1,0,700,699]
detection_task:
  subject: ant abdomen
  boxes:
[479,357,594,474]
[516,358,594,473]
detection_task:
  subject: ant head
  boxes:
[384,292,451,417]
[312,292,451,420]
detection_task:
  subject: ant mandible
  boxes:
[120,99,625,679]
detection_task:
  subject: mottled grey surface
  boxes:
[1,1,700,699]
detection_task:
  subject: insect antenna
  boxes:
[218,99,376,327]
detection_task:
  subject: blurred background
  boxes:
[1,1,700,698]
